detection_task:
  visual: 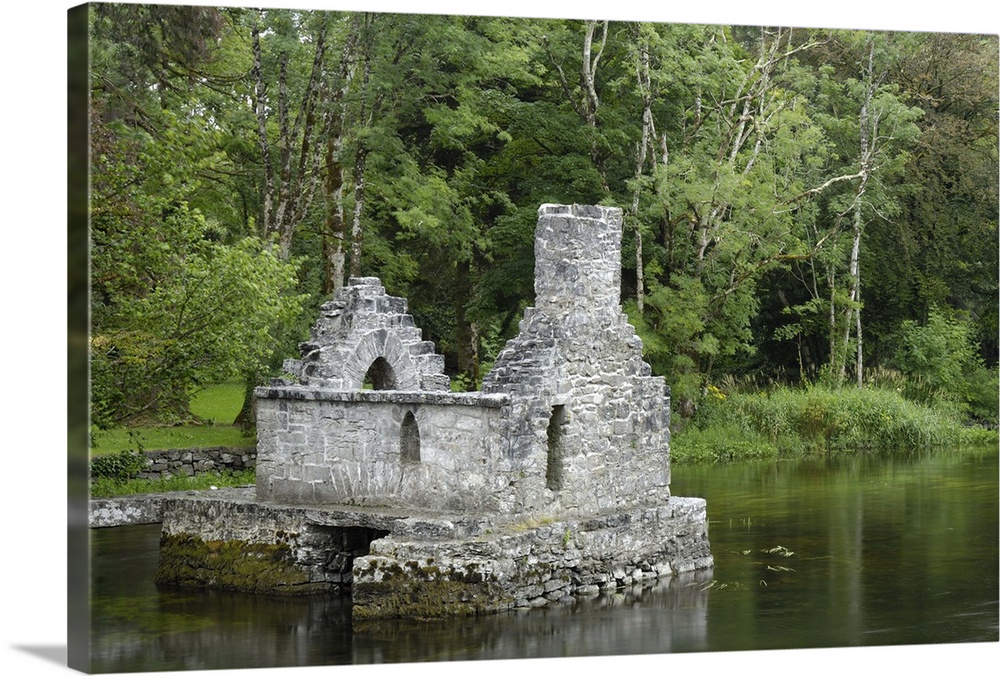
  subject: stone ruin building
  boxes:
[156,204,713,619]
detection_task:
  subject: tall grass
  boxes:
[673,382,997,463]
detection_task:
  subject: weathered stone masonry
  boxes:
[156,204,713,618]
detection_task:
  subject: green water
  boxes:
[88,447,998,672]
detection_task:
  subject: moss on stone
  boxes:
[156,533,326,595]
[352,556,509,619]
[352,577,511,620]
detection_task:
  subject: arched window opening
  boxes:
[400,411,421,463]
[545,405,567,491]
[363,357,397,390]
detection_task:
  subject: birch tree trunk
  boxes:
[581,20,610,194]
[544,20,610,194]
[840,39,877,386]
[630,33,654,315]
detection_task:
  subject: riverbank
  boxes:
[672,383,998,463]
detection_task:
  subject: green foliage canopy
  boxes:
[86,6,998,426]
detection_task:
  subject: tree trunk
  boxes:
[349,146,368,278]
[455,259,480,390]
[251,25,273,238]
[323,134,347,294]
[630,32,654,315]
[544,21,609,194]
[321,19,360,294]
[840,205,862,383]
[251,16,330,260]
[348,22,374,279]
[827,263,838,376]
[232,375,258,437]
[842,40,877,386]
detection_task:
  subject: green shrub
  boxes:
[965,366,999,427]
[892,307,996,423]
[90,448,148,481]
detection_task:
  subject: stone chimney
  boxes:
[532,204,623,313]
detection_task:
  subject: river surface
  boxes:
[88,446,998,673]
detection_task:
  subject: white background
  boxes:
[3,1,997,675]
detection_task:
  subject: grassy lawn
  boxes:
[91,381,254,456]
[190,381,246,423]
[90,468,256,498]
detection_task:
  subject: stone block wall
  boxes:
[89,447,256,483]
[153,490,711,615]
[532,204,624,311]
[134,446,256,481]
[255,388,517,513]
[351,496,712,619]
[156,494,398,595]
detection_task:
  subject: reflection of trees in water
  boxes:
[89,524,355,672]
[92,588,356,672]
[351,571,714,663]
[153,591,354,670]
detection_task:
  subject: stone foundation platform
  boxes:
[155,491,712,618]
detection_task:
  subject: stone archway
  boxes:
[363,356,397,390]
[348,331,420,391]
[285,278,450,392]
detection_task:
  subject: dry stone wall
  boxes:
[136,446,256,481]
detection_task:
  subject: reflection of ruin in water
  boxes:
[96,522,713,672]
[156,204,712,619]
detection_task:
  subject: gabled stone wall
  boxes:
[483,204,671,518]
[286,277,449,392]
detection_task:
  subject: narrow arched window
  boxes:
[363,357,397,390]
[546,405,567,491]
[400,411,420,463]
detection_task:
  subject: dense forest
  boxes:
[87,3,999,432]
